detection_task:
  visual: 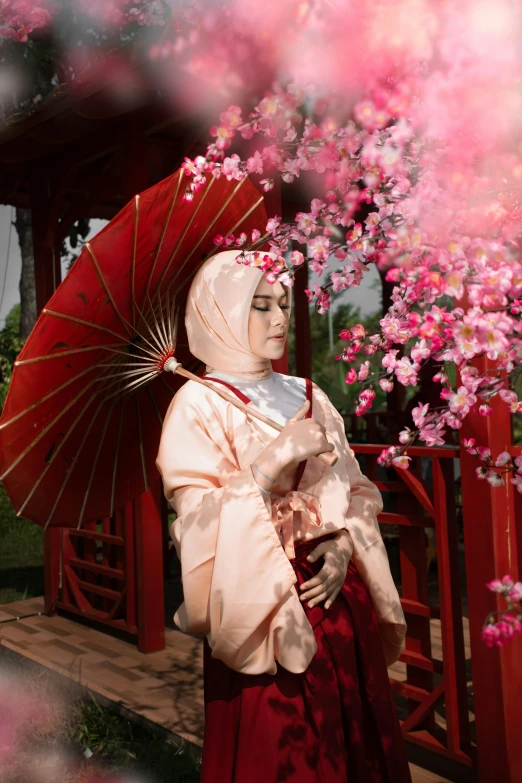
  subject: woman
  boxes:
[156,249,411,783]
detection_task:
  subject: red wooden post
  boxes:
[43,528,61,613]
[293,263,312,379]
[121,135,149,200]
[31,163,64,614]
[459,355,522,782]
[123,500,137,632]
[29,164,62,314]
[133,478,166,653]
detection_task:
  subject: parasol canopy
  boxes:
[0,168,267,528]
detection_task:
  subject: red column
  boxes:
[133,478,166,653]
[31,164,63,613]
[293,263,311,379]
[459,355,522,782]
[43,528,62,613]
[29,164,61,314]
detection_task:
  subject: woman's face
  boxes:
[248,276,291,360]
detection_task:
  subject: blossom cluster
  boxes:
[0,0,166,40]
[0,0,53,41]
[482,575,522,647]
[180,87,522,475]
[462,438,522,491]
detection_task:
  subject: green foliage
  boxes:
[68,694,201,782]
[0,481,43,604]
[287,302,384,414]
[0,306,42,603]
[0,304,25,411]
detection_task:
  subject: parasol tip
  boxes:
[164,357,181,373]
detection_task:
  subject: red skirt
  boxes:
[200,534,412,783]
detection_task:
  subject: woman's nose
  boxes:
[272,309,286,327]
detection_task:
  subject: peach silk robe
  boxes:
[156,377,407,676]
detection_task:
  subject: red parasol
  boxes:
[0,168,335,531]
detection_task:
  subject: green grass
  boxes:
[0,648,201,782]
[0,482,44,604]
[68,694,201,781]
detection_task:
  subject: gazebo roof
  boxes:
[0,54,206,219]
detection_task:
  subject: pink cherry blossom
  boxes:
[486,471,505,488]
[447,387,477,416]
[412,402,430,428]
[394,357,419,386]
[392,456,411,470]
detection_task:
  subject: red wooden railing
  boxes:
[44,479,166,653]
[351,442,475,772]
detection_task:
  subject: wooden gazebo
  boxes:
[1,64,521,783]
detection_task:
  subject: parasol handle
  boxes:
[165,361,337,467]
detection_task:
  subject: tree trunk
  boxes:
[14,207,37,339]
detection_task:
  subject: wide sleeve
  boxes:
[317,386,407,666]
[155,382,317,675]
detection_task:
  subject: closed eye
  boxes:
[253,305,290,312]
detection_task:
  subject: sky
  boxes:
[0,204,380,330]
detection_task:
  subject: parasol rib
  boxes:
[0,379,99,481]
[100,361,161,370]
[43,309,129,342]
[115,288,174,362]
[153,291,171,349]
[102,370,159,402]
[0,364,101,431]
[154,175,217,295]
[141,168,183,312]
[144,293,170,354]
[164,177,248,296]
[15,343,123,366]
[133,294,167,356]
[146,384,164,428]
[77,401,116,529]
[86,243,133,338]
[96,367,159,382]
[16,389,101,517]
[176,194,265,293]
[110,403,125,518]
[166,290,175,346]
[221,195,264,241]
[44,399,106,530]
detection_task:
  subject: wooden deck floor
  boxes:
[0,596,470,783]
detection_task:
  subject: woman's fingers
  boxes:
[307,580,342,608]
[324,584,342,610]
[299,566,334,595]
[299,573,335,601]
[299,572,324,593]
[307,589,330,608]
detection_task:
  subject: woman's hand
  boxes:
[299,530,354,610]
[265,400,335,473]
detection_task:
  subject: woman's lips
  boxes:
[270,335,285,341]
